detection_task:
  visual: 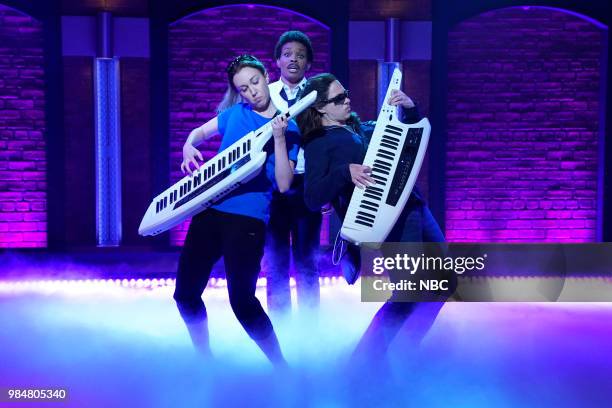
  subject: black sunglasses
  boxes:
[322,89,349,105]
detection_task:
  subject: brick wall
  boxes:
[168,4,330,246]
[446,7,603,242]
[0,5,46,248]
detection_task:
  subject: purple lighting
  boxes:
[446,6,605,243]
[0,4,47,248]
[516,5,608,29]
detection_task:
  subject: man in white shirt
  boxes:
[267,31,322,315]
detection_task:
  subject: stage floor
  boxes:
[1,280,611,407]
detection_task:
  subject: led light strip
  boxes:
[0,276,346,293]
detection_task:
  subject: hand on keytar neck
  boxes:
[387,89,415,109]
[271,115,288,141]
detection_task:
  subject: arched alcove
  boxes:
[167,4,330,246]
[445,6,607,242]
[0,3,46,248]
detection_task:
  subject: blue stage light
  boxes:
[94,57,122,246]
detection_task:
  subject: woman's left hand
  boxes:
[271,115,288,141]
[388,90,415,109]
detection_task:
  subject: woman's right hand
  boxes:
[349,164,376,189]
[181,143,204,176]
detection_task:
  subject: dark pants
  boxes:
[387,198,446,243]
[266,174,322,313]
[354,200,448,358]
[173,209,274,341]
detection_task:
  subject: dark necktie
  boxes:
[280,87,302,108]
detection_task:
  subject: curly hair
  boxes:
[273,30,314,63]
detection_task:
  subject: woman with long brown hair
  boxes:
[297,73,447,362]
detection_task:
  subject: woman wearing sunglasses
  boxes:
[296,73,447,364]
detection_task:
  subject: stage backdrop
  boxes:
[445,6,606,242]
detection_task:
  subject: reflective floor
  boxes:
[1,279,611,407]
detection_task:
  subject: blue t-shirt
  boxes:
[211,102,300,223]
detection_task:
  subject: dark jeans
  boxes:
[354,200,448,359]
[266,175,322,313]
[173,209,274,341]
[387,198,446,243]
